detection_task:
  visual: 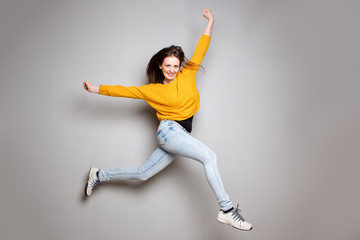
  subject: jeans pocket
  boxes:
[157,129,167,146]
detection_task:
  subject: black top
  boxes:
[176,116,194,133]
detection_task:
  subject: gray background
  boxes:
[1,0,359,239]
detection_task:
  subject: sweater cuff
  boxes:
[202,34,211,40]
[99,84,106,95]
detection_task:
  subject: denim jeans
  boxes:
[99,119,233,211]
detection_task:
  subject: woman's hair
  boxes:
[146,45,202,84]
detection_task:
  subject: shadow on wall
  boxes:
[79,169,159,203]
[74,92,159,127]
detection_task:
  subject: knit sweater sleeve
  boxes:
[187,34,211,66]
[99,84,161,100]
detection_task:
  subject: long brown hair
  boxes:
[146,45,202,84]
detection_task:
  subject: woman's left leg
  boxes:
[157,120,233,211]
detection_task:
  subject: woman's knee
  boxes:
[136,170,152,182]
[202,150,217,165]
[137,175,149,182]
[132,167,151,182]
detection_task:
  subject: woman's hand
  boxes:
[203,9,214,22]
[203,9,214,36]
[83,81,100,94]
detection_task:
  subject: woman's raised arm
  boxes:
[203,9,214,37]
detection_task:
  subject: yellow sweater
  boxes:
[99,34,211,121]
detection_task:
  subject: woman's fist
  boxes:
[83,81,100,94]
[203,9,214,22]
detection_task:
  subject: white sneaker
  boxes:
[217,204,253,231]
[85,167,100,196]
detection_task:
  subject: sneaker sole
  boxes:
[216,218,253,231]
[85,183,90,196]
[85,167,94,197]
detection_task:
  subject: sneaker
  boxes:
[217,204,253,231]
[85,167,100,196]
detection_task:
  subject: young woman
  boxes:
[83,9,252,231]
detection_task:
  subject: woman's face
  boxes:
[160,56,180,83]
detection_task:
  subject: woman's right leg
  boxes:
[98,147,175,182]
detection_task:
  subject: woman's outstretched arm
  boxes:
[203,9,214,36]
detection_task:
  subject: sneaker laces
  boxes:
[89,178,100,189]
[231,204,245,222]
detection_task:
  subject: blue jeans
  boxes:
[99,119,233,211]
